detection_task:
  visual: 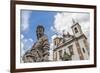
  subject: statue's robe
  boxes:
[22,35,50,63]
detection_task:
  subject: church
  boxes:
[53,20,89,61]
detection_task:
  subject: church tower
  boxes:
[71,19,89,60]
[71,19,83,37]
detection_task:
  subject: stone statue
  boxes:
[22,25,50,63]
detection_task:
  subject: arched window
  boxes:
[59,50,62,59]
[74,27,78,33]
[82,48,85,53]
[68,45,74,55]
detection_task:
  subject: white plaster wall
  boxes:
[71,41,80,60]
[78,37,89,60]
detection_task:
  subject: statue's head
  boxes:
[36,25,45,40]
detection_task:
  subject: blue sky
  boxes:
[21,10,57,43]
[20,10,59,56]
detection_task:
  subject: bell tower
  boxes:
[71,19,83,37]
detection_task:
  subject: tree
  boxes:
[62,51,72,61]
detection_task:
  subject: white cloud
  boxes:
[21,10,32,31]
[51,35,57,40]
[52,12,90,40]
[53,12,74,34]
[21,34,24,39]
[20,34,34,56]
[29,38,33,42]
[80,21,90,42]
[50,26,56,33]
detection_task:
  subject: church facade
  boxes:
[53,22,89,61]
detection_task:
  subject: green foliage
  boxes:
[62,51,72,61]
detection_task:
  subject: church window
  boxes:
[83,39,89,49]
[59,50,62,59]
[56,52,57,60]
[54,40,56,45]
[82,48,85,53]
[74,27,78,33]
[68,45,74,55]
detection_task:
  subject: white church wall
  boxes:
[71,41,80,60]
[53,41,81,61]
[78,37,89,60]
